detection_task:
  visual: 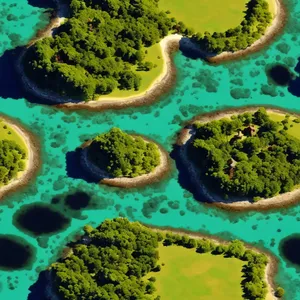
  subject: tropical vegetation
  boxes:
[88,128,160,178]
[50,218,275,300]
[189,108,300,200]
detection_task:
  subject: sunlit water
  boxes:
[1,0,300,298]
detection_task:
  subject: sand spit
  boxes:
[80,137,170,188]
[0,115,40,201]
[208,0,287,64]
[176,107,300,212]
[146,225,278,300]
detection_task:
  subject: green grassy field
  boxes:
[148,244,245,300]
[97,44,163,99]
[269,112,300,140]
[159,0,249,33]
[0,119,27,153]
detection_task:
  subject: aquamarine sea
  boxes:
[1,0,300,298]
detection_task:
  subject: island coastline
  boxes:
[19,0,286,111]
[0,115,40,201]
[80,136,170,188]
[176,107,300,212]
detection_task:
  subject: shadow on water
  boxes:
[179,37,210,60]
[27,0,56,9]
[65,148,102,184]
[288,58,300,97]
[28,270,54,300]
[0,47,58,105]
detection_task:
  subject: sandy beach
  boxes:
[208,0,286,64]
[146,225,278,300]
[80,136,171,188]
[176,107,300,212]
[0,115,40,201]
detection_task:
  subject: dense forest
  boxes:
[189,108,300,199]
[23,0,272,100]
[24,0,175,101]
[192,0,272,53]
[51,218,162,299]
[0,140,26,185]
[88,128,160,177]
[50,218,277,300]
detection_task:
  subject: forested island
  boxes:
[33,218,282,300]
[80,128,168,187]
[22,0,275,102]
[178,108,300,206]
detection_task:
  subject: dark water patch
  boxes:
[267,64,293,86]
[13,203,70,236]
[280,234,300,269]
[260,84,278,97]
[230,87,251,99]
[64,192,91,210]
[0,235,35,270]
[142,196,167,218]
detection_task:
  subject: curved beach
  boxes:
[146,225,279,300]
[80,136,170,188]
[0,115,40,201]
[208,0,287,64]
[176,107,300,212]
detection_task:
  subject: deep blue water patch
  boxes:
[13,203,71,236]
[0,235,35,270]
[280,234,300,269]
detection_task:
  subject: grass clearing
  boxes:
[97,43,163,99]
[269,112,300,140]
[159,0,249,33]
[147,244,245,300]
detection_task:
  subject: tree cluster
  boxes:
[88,128,160,178]
[190,108,300,199]
[51,218,162,300]
[24,0,174,101]
[192,0,272,53]
[0,139,26,185]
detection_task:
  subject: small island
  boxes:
[80,128,169,188]
[176,108,300,210]
[19,0,283,109]
[29,218,283,300]
[0,115,39,200]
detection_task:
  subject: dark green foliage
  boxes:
[51,218,161,300]
[192,0,272,53]
[190,108,300,199]
[0,140,26,185]
[24,0,174,101]
[275,286,285,298]
[88,128,160,177]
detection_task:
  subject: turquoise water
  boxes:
[1,0,300,298]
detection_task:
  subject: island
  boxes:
[0,115,39,200]
[19,0,284,110]
[176,108,300,211]
[28,218,283,300]
[80,128,169,188]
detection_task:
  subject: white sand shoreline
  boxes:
[177,107,300,211]
[0,115,40,200]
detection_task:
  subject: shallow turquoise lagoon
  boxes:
[1,0,300,299]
